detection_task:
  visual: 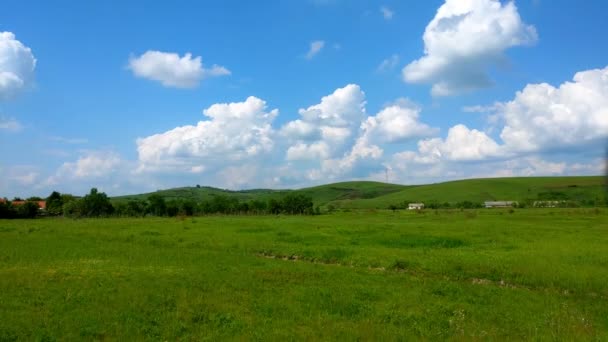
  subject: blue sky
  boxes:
[1,0,607,197]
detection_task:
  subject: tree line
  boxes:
[0,188,317,219]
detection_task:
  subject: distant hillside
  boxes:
[332,176,605,209]
[113,186,288,203]
[113,181,406,206]
[113,176,605,209]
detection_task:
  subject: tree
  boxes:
[250,200,267,214]
[0,201,16,219]
[166,200,180,217]
[46,191,64,216]
[147,195,166,216]
[181,200,196,216]
[81,188,114,217]
[63,199,84,218]
[17,202,39,218]
[268,199,282,215]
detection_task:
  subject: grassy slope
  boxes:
[113,181,406,207]
[0,210,607,340]
[332,176,606,209]
[292,181,406,205]
[112,176,605,209]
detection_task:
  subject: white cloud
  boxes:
[286,142,330,161]
[217,164,260,189]
[305,40,325,60]
[499,66,608,153]
[403,124,503,163]
[280,120,319,140]
[320,137,383,177]
[0,32,36,100]
[377,54,399,72]
[360,99,438,144]
[56,151,122,179]
[403,0,537,96]
[0,116,22,132]
[128,50,230,88]
[298,84,366,127]
[281,84,366,161]
[136,96,278,173]
[380,6,394,20]
[12,171,39,186]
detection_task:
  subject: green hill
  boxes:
[332,176,605,209]
[113,181,406,206]
[113,186,287,203]
[113,176,606,208]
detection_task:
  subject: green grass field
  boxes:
[1,209,607,340]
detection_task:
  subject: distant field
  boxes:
[112,176,606,209]
[1,209,607,340]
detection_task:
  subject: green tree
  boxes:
[17,201,39,218]
[81,188,114,217]
[147,195,167,216]
[181,200,196,216]
[0,200,16,219]
[63,199,84,218]
[166,200,180,217]
[46,191,64,216]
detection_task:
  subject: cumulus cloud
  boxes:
[281,84,366,161]
[286,141,330,161]
[136,96,278,173]
[128,50,230,88]
[498,66,608,153]
[0,32,36,100]
[380,6,394,20]
[386,66,608,184]
[403,0,537,96]
[305,40,325,59]
[0,116,22,132]
[360,99,438,144]
[397,124,503,164]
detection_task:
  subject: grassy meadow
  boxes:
[1,208,607,340]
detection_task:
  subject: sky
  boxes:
[1,0,607,197]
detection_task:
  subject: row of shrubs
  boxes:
[112,193,318,217]
[0,201,40,219]
[0,188,317,219]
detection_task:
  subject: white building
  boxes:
[408,203,424,210]
[533,200,562,208]
[484,201,517,208]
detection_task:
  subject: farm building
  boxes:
[533,200,562,208]
[4,200,46,211]
[408,203,424,210]
[484,201,517,208]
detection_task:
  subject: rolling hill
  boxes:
[112,176,606,209]
[333,176,606,209]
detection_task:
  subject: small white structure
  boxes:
[484,201,517,208]
[408,203,425,210]
[533,200,562,208]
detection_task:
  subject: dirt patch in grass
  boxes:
[378,234,467,249]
